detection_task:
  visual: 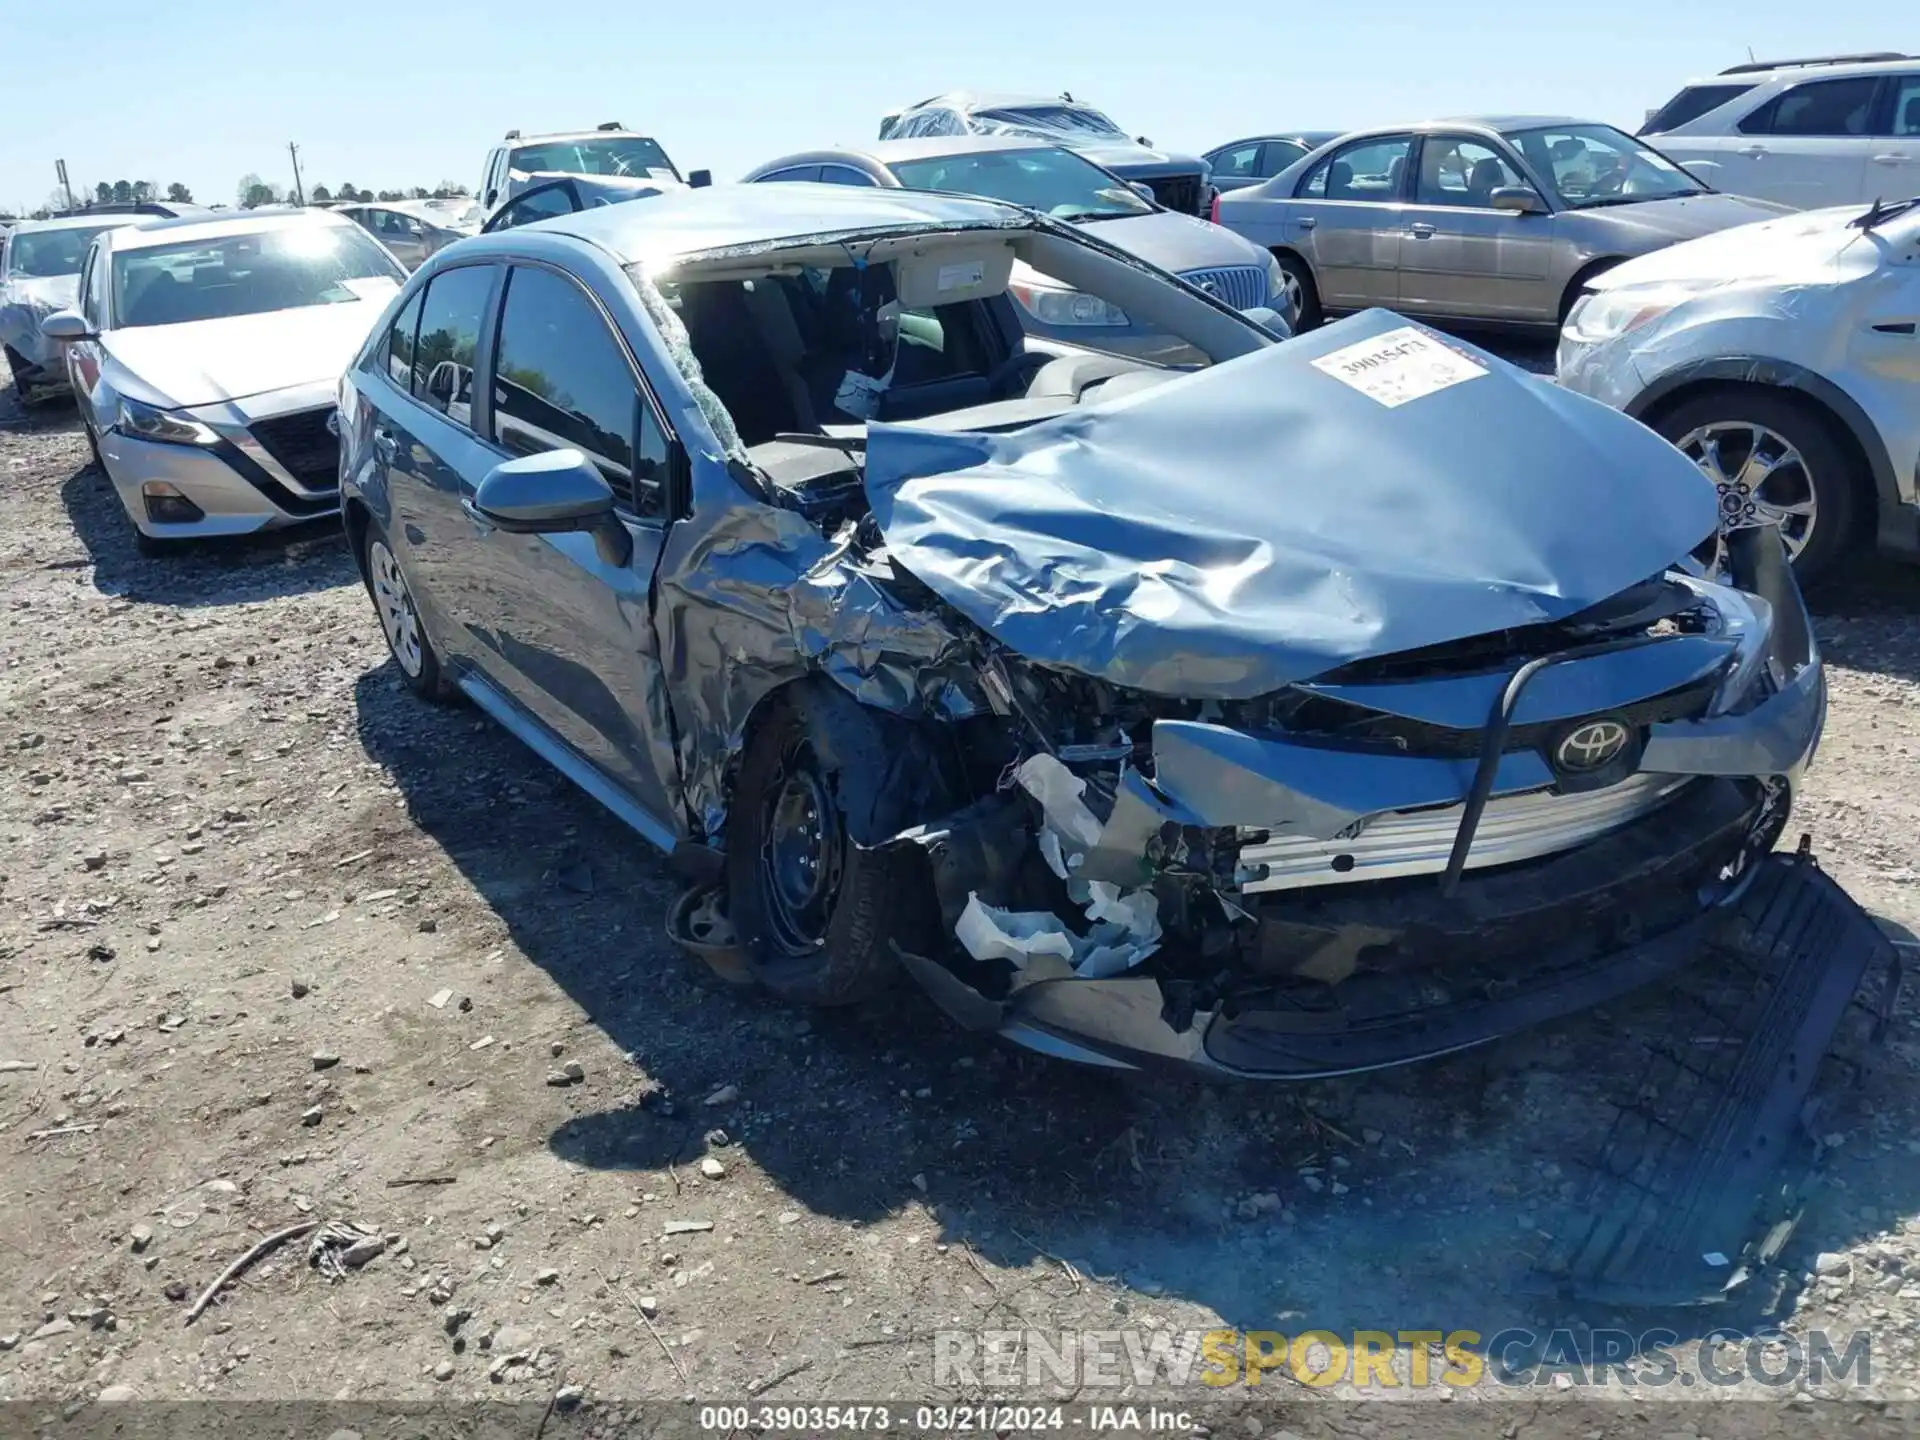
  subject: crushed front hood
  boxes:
[863,310,1722,698]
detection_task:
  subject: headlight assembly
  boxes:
[116,398,219,447]
[1007,279,1130,328]
[1560,278,1725,344]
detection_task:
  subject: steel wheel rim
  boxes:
[1676,421,1817,566]
[758,749,843,956]
[368,539,424,678]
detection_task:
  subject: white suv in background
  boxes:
[1641,53,1920,209]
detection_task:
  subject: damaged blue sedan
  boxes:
[338,184,1884,1086]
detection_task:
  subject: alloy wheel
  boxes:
[1675,421,1817,566]
[1275,268,1305,329]
[368,539,424,679]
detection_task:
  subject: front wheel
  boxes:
[1654,390,1859,591]
[362,522,453,701]
[1272,254,1322,331]
[726,691,934,1006]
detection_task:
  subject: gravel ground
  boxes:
[4,367,1920,1426]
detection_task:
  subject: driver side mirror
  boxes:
[688,169,712,189]
[1490,186,1545,215]
[473,450,617,534]
[1239,305,1293,340]
[40,310,94,342]
[1127,181,1155,200]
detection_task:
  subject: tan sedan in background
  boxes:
[1216,116,1791,331]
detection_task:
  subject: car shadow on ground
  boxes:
[58,461,358,607]
[351,661,1920,1368]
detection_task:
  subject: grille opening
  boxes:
[249,406,340,488]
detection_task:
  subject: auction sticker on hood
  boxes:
[1311,325,1487,408]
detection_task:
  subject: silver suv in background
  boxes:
[1640,53,1920,208]
[879,92,1214,216]
[478,124,709,213]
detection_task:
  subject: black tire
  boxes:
[360,519,453,702]
[726,689,938,1006]
[1653,389,1860,591]
[134,528,184,559]
[82,416,103,471]
[1273,253,1322,330]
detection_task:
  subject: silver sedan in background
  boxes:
[1217,116,1792,331]
[41,209,404,553]
[335,199,480,270]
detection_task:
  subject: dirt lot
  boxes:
[6,373,1920,1426]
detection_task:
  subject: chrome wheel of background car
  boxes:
[368,539,424,679]
[757,749,845,957]
[1675,421,1816,564]
[1274,267,1306,330]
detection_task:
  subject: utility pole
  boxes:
[55,159,75,211]
[288,142,306,207]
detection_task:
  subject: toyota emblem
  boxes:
[1555,719,1630,772]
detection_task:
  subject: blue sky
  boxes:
[4,3,1905,212]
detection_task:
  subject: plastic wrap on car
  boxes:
[0,274,77,370]
[864,309,1723,700]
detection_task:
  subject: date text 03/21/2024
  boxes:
[697,1405,1197,1433]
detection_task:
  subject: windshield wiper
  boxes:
[1052,208,1140,223]
[1853,195,1920,230]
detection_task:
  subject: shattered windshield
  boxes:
[4,223,124,279]
[111,224,404,328]
[510,137,679,182]
[975,106,1129,143]
[626,224,1271,475]
[889,147,1153,221]
[1506,123,1707,207]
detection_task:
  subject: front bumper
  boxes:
[100,388,342,540]
[893,536,1840,1080]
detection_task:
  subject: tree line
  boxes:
[6,176,472,221]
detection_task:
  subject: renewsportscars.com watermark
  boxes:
[933,1327,1873,1391]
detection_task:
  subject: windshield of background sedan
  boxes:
[889,147,1153,221]
[509,137,678,181]
[4,224,123,279]
[110,225,404,329]
[974,106,1129,142]
[1505,123,1706,207]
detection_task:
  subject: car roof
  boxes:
[9,213,146,236]
[1702,53,1912,81]
[895,91,1110,117]
[509,182,1034,267]
[509,130,664,146]
[99,208,359,252]
[1208,132,1344,152]
[1322,116,1605,142]
[754,135,1059,173]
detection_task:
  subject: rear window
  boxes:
[4,223,125,279]
[1640,83,1756,134]
[112,224,403,328]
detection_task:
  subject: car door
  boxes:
[1869,74,1920,197]
[1395,134,1554,322]
[460,261,682,825]
[1717,75,1880,206]
[368,263,504,672]
[1286,134,1413,309]
[375,210,429,270]
[66,241,110,420]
